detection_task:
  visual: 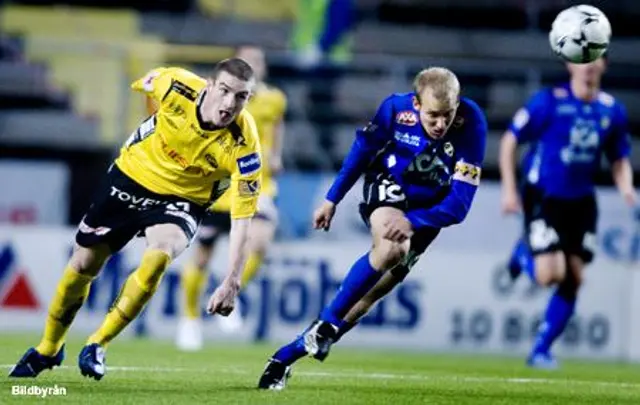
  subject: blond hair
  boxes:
[413,67,460,103]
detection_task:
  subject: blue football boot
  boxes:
[8,345,65,378]
[78,343,106,380]
[527,351,559,370]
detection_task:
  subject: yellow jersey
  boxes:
[115,67,263,219]
[210,82,286,213]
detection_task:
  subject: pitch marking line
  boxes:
[1,365,638,388]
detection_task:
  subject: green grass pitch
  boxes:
[1,333,639,404]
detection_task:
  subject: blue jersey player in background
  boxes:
[258,67,488,390]
[499,55,636,369]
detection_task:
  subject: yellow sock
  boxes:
[36,266,94,356]
[240,252,264,288]
[181,263,207,319]
[87,249,170,347]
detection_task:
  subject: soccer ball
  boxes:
[549,5,611,64]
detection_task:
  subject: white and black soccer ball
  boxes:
[549,5,611,64]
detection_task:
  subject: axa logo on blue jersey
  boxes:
[84,253,423,340]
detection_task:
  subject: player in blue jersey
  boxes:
[499,55,636,369]
[257,67,488,390]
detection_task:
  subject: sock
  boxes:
[335,319,356,342]
[532,286,577,354]
[319,253,382,326]
[509,237,535,281]
[36,266,94,356]
[181,263,207,319]
[87,249,170,347]
[240,252,264,288]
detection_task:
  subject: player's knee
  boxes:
[68,244,111,277]
[534,253,565,286]
[371,239,410,270]
[534,268,556,287]
[146,224,189,258]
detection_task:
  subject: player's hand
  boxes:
[313,200,336,231]
[501,188,522,215]
[621,188,637,207]
[383,215,414,243]
[270,155,284,174]
[206,277,240,316]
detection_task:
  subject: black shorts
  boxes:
[76,164,206,253]
[359,172,441,279]
[522,184,598,263]
[197,210,232,247]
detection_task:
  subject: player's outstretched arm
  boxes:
[612,158,636,206]
[207,217,251,316]
[606,103,636,206]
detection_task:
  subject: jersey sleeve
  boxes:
[405,105,488,229]
[325,95,395,204]
[508,89,552,144]
[229,118,263,219]
[131,67,174,102]
[604,103,632,164]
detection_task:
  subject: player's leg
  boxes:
[508,184,539,281]
[258,207,410,389]
[335,228,435,341]
[528,196,595,368]
[529,254,584,368]
[305,206,410,355]
[8,165,135,378]
[9,244,111,378]
[80,223,190,380]
[336,263,410,340]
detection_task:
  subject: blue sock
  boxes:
[319,253,382,326]
[509,238,535,281]
[532,288,576,354]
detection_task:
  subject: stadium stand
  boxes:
[1,0,639,221]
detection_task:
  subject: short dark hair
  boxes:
[211,57,254,82]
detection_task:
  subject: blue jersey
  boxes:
[510,84,631,199]
[326,92,487,229]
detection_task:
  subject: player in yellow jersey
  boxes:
[9,59,263,380]
[176,46,287,351]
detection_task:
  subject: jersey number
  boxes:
[529,219,559,251]
[166,202,190,213]
[124,116,156,148]
[378,179,406,203]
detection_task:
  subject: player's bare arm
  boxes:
[498,130,521,214]
[611,158,636,206]
[207,217,252,316]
